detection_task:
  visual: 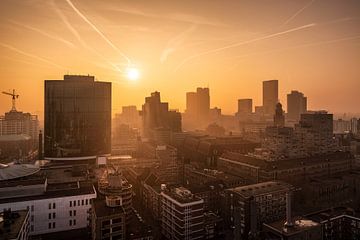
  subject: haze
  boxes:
[0,0,359,117]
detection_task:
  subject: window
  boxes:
[86,199,88,205]
[113,218,122,224]
[48,213,51,219]
[70,211,72,217]
[74,210,76,216]
[31,205,34,212]
[74,200,76,206]
[31,215,34,222]
[73,219,76,226]
[53,222,55,228]
[49,203,51,209]
[78,200,80,206]
[82,199,84,206]
[48,223,52,229]
[70,201,72,207]
[113,226,122,232]
[69,220,72,226]
[53,213,56,219]
[53,203,56,209]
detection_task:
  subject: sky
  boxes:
[0,0,359,119]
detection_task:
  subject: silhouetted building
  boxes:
[44,75,111,159]
[185,87,210,120]
[263,80,278,115]
[237,99,253,114]
[141,91,181,140]
[274,102,285,127]
[287,90,307,122]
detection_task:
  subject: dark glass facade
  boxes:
[44,75,111,158]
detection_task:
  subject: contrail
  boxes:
[160,24,197,63]
[9,20,76,49]
[174,23,316,72]
[0,42,65,69]
[65,0,131,64]
[227,35,360,72]
[51,0,122,72]
[51,0,87,48]
[281,0,316,27]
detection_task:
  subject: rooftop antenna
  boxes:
[2,89,19,111]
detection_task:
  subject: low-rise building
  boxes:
[0,209,30,240]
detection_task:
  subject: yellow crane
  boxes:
[2,89,19,111]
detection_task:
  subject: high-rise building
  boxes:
[274,102,285,127]
[237,99,253,114]
[161,186,205,240]
[295,111,336,155]
[44,75,111,159]
[141,91,181,139]
[185,87,210,119]
[287,90,307,121]
[224,181,292,240]
[263,80,278,115]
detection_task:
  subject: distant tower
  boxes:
[263,80,278,115]
[274,103,285,127]
[287,90,307,121]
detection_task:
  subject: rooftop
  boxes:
[220,151,353,171]
[264,216,320,237]
[229,181,292,198]
[0,209,28,240]
[0,163,40,181]
[306,206,360,223]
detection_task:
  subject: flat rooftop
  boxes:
[306,206,360,223]
[220,151,353,171]
[0,210,28,240]
[229,181,292,198]
[264,216,320,236]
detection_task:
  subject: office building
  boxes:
[274,102,285,127]
[263,80,278,115]
[237,99,253,115]
[185,87,210,120]
[0,164,96,236]
[0,209,30,240]
[44,75,111,159]
[224,181,292,240]
[161,186,205,240]
[141,91,181,139]
[287,91,307,122]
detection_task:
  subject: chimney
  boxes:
[284,191,294,227]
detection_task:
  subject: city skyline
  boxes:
[1,0,360,116]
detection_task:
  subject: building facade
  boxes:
[287,90,307,122]
[44,75,111,159]
[263,80,278,115]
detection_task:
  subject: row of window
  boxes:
[48,212,56,220]
[48,222,56,229]
[69,199,90,207]
[69,219,77,226]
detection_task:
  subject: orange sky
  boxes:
[0,0,359,119]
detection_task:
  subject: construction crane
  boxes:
[2,89,19,111]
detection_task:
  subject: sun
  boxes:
[126,67,140,81]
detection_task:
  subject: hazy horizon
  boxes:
[1,0,359,117]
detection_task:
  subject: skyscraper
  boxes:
[287,90,307,121]
[263,80,278,115]
[274,102,285,127]
[44,75,111,159]
[237,99,253,114]
[141,91,181,138]
[185,87,210,120]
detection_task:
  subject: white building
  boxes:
[0,164,96,236]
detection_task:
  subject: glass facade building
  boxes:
[44,75,111,158]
